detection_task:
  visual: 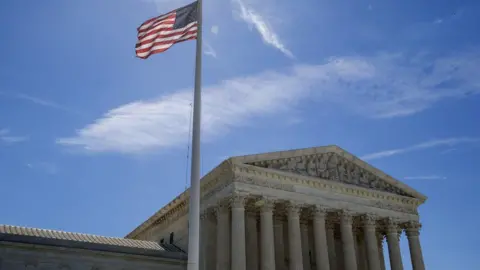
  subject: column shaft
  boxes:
[406,222,425,270]
[326,222,337,270]
[216,205,230,270]
[287,204,304,270]
[231,196,247,270]
[377,234,386,270]
[260,200,276,270]
[301,223,312,270]
[363,215,381,270]
[358,235,368,270]
[386,220,404,270]
[274,218,286,270]
[313,208,330,270]
[246,212,259,270]
[206,211,217,270]
[340,212,358,270]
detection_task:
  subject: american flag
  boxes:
[135,1,198,59]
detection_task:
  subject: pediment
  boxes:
[231,145,426,201]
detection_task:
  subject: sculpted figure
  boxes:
[359,170,370,187]
[350,165,360,184]
[306,157,317,176]
[327,154,339,181]
[317,154,329,178]
[338,161,347,182]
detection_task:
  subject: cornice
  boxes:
[233,162,421,212]
[125,160,233,239]
[231,145,427,202]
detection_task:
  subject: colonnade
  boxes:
[199,196,425,270]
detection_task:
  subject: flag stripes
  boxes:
[135,1,198,59]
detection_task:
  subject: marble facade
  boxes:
[128,145,428,270]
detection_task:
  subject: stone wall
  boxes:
[0,242,187,270]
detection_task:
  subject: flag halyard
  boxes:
[135,1,198,59]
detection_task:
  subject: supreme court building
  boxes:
[0,145,427,270]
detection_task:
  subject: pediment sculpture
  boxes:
[247,152,412,197]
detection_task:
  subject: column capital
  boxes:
[385,218,400,233]
[339,210,355,224]
[257,197,276,213]
[363,213,378,228]
[231,194,247,209]
[215,198,230,214]
[286,201,302,217]
[404,220,422,237]
[312,205,329,219]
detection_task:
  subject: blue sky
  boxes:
[1,0,479,269]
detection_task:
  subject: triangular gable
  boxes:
[231,145,427,201]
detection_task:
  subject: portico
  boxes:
[127,145,427,270]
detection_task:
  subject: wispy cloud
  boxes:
[441,148,457,154]
[0,92,82,115]
[404,175,447,180]
[362,137,480,160]
[204,42,217,58]
[26,162,58,175]
[232,0,294,58]
[211,25,219,35]
[57,51,480,154]
[0,129,28,144]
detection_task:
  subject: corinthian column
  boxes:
[274,217,286,270]
[340,211,358,270]
[287,203,303,270]
[260,198,276,270]
[246,212,259,270]
[301,222,311,270]
[405,221,425,270]
[313,206,330,270]
[377,233,386,270]
[216,202,230,270]
[231,195,247,270]
[206,210,217,270]
[326,221,337,270]
[363,214,381,270]
[386,218,404,270]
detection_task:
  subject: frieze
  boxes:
[247,152,412,197]
[234,176,295,192]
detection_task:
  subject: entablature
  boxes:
[232,162,421,214]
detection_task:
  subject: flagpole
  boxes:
[187,0,202,269]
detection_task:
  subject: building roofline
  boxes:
[0,225,187,260]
